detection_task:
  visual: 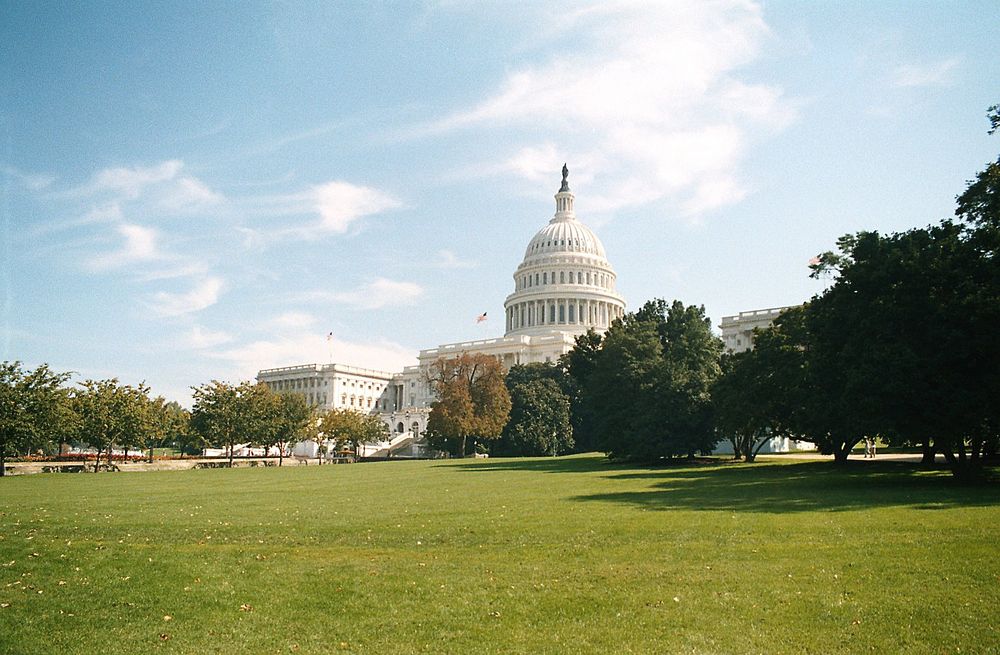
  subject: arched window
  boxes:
[543,272,548,284]
[411,421,419,436]
[560,271,565,283]
[396,422,404,433]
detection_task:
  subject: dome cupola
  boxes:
[503,165,626,338]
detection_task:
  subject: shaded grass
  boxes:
[1,455,998,654]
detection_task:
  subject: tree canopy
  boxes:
[425,353,511,457]
[581,299,722,461]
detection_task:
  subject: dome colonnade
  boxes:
[503,166,626,338]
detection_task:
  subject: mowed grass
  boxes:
[1,456,998,654]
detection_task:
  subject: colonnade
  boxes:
[505,298,624,333]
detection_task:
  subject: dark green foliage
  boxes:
[734,115,1000,475]
[560,329,603,452]
[583,299,722,461]
[495,378,573,457]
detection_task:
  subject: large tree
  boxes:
[0,362,71,476]
[496,378,573,457]
[425,353,511,457]
[560,329,604,453]
[587,300,722,461]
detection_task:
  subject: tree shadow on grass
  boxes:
[433,454,619,475]
[574,460,1000,513]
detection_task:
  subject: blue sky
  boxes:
[3,1,998,404]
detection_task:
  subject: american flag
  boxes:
[476,312,488,323]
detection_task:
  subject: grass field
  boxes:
[1,455,998,654]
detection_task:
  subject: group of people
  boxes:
[863,437,877,458]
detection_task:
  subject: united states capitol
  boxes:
[256,166,793,457]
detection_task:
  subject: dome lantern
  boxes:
[503,166,627,338]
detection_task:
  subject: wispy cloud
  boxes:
[179,324,234,349]
[424,1,794,216]
[147,277,224,317]
[891,58,959,88]
[208,330,417,381]
[263,311,318,331]
[86,223,162,270]
[2,165,56,190]
[312,181,401,233]
[78,159,224,211]
[431,249,476,269]
[300,277,424,310]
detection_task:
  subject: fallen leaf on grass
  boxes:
[159,633,170,641]
[163,615,172,621]
[1,603,10,608]
[239,604,253,612]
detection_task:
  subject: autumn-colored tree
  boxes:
[426,353,511,457]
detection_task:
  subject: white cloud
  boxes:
[86,223,162,270]
[432,249,476,269]
[180,325,234,349]
[91,160,184,198]
[209,333,417,382]
[147,277,224,317]
[2,165,56,190]
[891,58,959,88]
[264,312,318,331]
[427,0,794,216]
[312,181,400,233]
[331,278,424,309]
[81,159,223,211]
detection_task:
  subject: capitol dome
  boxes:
[504,166,626,338]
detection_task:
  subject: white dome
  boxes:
[524,218,607,259]
[503,167,626,338]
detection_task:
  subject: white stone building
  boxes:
[719,305,795,353]
[257,166,625,457]
[716,304,812,454]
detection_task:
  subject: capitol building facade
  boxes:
[256,167,626,457]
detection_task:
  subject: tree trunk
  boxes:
[920,440,936,465]
[148,445,154,463]
[228,442,234,467]
[833,442,852,464]
[458,435,467,458]
[0,441,6,477]
[278,445,284,467]
[94,447,102,473]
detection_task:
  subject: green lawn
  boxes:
[1,455,998,654]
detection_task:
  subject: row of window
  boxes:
[530,237,588,251]
[269,378,328,391]
[268,377,386,393]
[516,269,612,291]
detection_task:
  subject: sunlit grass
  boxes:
[1,456,998,654]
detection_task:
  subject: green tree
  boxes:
[560,329,604,452]
[588,300,722,461]
[266,393,315,466]
[497,379,573,457]
[0,362,71,476]
[73,379,152,471]
[319,408,387,460]
[426,353,511,457]
[191,381,245,466]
